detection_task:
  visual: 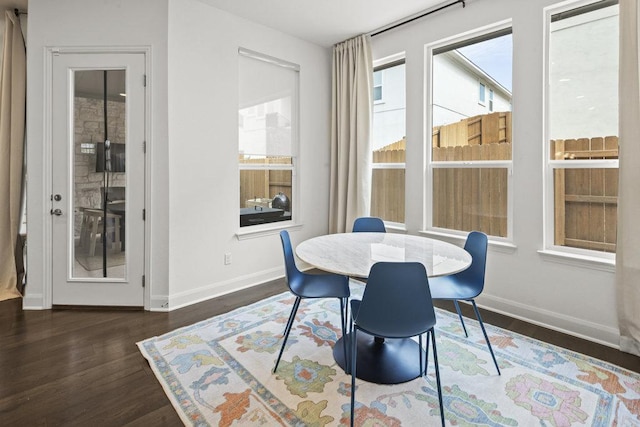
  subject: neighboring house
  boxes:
[372,50,512,151]
[239,106,292,158]
[549,5,618,139]
[372,63,407,151]
[432,50,511,126]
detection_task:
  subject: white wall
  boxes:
[164,0,331,308]
[25,0,170,308]
[371,0,619,346]
[24,0,332,311]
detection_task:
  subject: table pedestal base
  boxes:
[333,332,424,384]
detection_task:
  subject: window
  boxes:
[545,0,618,257]
[371,58,406,225]
[238,49,298,228]
[489,89,494,112]
[430,27,513,238]
[373,70,383,102]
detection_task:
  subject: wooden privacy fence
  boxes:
[432,143,510,237]
[551,137,618,253]
[239,156,292,209]
[372,112,512,232]
[371,142,406,223]
[373,109,618,252]
[432,111,511,148]
[431,111,512,237]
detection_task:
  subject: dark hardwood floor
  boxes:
[1,279,638,426]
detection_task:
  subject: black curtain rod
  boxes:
[14,8,27,16]
[371,0,465,37]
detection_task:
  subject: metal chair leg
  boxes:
[350,327,358,427]
[430,329,445,427]
[471,300,500,375]
[340,297,349,373]
[273,296,301,373]
[419,333,424,376]
[453,300,468,337]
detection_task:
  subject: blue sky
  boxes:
[458,34,513,92]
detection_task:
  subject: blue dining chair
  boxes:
[349,262,444,426]
[428,231,500,375]
[352,216,386,233]
[274,230,351,373]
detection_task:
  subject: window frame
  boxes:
[489,89,494,112]
[373,69,384,103]
[371,53,407,229]
[424,20,514,243]
[542,0,618,263]
[478,82,486,105]
[236,48,300,238]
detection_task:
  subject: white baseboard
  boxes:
[162,267,283,311]
[22,294,44,310]
[476,293,621,349]
[149,295,170,312]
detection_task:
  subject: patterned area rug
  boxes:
[137,283,640,426]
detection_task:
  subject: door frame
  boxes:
[42,46,152,310]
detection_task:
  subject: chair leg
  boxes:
[424,331,431,376]
[274,296,301,373]
[419,334,424,376]
[350,327,358,427]
[430,329,445,427]
[340,297,349,373]
[471,300,501,375]
[453,300,468,337]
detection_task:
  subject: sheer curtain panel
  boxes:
[0,10,26,301]
[329,35,373,233]
[617,0,640,356]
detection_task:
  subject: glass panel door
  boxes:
[72,70,127,279]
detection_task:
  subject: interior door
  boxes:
[51,52,146,307]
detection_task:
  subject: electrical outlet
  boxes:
[224,253,232,265]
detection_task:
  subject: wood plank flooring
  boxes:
[1,279,638,426]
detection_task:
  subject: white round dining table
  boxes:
[296,232,471,279]
[295,232,472,385]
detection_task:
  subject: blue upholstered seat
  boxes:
[273,230,350,373]
[348,262,445,426]
[428,231,500,375]
[352,216,386,233]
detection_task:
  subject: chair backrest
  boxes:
[355,262,436,338]
[455,231,488,295]
[352,217,386,233]
[279,230,304,293]
[100,186,125,207]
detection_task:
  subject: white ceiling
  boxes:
[199,0,449,47]
[1,0,452,48]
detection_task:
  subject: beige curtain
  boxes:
[329,35,373,233]
[0,10,26,301]
[617,0,640,357]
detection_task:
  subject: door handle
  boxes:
[50,208,63,216]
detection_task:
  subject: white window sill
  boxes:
[236,222,303,240]
[538,249,615,273]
